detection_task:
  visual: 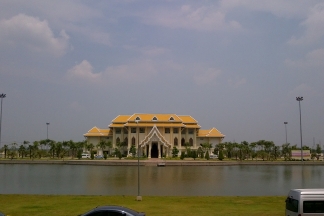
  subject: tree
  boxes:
[224,142,234,159]
[218,149,224,161]
[172,147,179,158]
[18,145,26,158]
[205,151,210,160]
[184,142,191,157]
[316,144,322,160]
[192,150,197,160]
[180,151,185,160]
[3,145,8,158]
[197,147,204,158]
[97,140,110,156]
[129,145,136,157]
[68,140,77,158]
[86,143,95,154]
[281,143,290,161]
[200,143,212,156]
[249,142,257,160]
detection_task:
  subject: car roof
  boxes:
[93,206,143,215]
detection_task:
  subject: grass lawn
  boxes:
[0,195,286,216]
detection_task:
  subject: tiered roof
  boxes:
[84,113,225,138]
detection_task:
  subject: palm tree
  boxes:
[3,144,8,158]
[48,140,56,158]
[249,142,257,160]
[86,143,95,154]
[18,145,26,158]
[68,140,77,158]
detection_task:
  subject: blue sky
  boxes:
[0,0,324,148]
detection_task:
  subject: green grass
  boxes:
[0,195,286,216]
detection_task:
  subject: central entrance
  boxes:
[151,142,158,158]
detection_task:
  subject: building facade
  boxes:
[84,113,225,158]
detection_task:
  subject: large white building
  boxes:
[84,113,225,158]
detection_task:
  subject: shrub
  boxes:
[205,151,210,160]
[218,150,224,161]
[180,151,185,160]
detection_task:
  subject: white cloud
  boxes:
[0,14,69,56]
[103,59,158,83]
[193,68,222,85]
[288,3,324,45]
[228,76,247,88]
[66,60,101,82]
[288,83,316,98]
[285,48,324,69]
[66,59,158,85]
[220,0,314,19]
[142,4,241,31]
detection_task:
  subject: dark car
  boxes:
[78,205,145,216]
[95,155,104,159]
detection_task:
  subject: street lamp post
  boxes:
[135,119,142,201]
[296,96,303,161]
[46,122,50,140]
[284,122,288,144]
[0,93,6,149]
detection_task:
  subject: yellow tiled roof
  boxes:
[197,127,225,138]
[84,127,110,137]
[125,123,185,127]
[129,113,182,122]
[109,123,125,127]
[185,124,201,128]
[178,115,198,123]
[112,115,131,123]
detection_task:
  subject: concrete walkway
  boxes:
[0,158,323,166]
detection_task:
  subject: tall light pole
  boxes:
[46,122,50,140]
[296,96,303,161]
[0,93,6,149]
[135,119,142,201]
[284,122,288,144]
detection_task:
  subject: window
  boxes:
[131,128,136,133]
[152,116,157,121]
[139,128,145,133]
[285,197,298,213]
[174,137,178,146]
[181,138,185,146]
[189,138,193,146]
[123,128,128,134]
[169,116,174,121]
[304,201,324,213]
[165,128,170,134]
[86,210,125,216]
[173,128,178,133]
[116,137,120,144]
[132,137,135,145]
[115,129,121,134]
[200,138,204,140]
[181,129,186,134]
[135,116,140,121]
[188,129,194,134]
[124,137,128,145]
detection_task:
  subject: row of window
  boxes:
[115,128,195,134]
[135,116,175,121]
[115,137,194,146]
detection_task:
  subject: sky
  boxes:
[0,0,324,148]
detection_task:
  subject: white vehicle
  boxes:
[209,154,218,159]
[285,189,324,216]
[81,153,90,159]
